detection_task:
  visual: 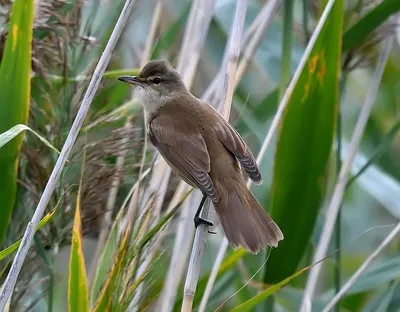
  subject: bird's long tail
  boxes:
[214,182,283,254]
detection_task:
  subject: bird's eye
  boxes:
[152,77,161,84]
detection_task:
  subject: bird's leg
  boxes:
[193,194,215,233]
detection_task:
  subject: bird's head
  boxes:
[117,60,187,113]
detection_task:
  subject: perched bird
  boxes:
[117,60,283,253]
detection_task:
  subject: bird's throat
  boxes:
[134,86,168,115]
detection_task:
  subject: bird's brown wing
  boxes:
[148,113,220,202]
[209,108,262,184]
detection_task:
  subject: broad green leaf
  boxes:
[0,208,56,261]
[342,0,400,52]
[0,124,60,154]
[264,0,343,283]
[0,0,34,244]
[68,185,89,312]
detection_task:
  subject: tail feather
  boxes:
[214,185,283,254]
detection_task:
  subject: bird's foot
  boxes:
[194,216,216,234]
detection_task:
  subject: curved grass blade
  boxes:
[231,254,333,312]
[138,191,190,249]
[342,0,400,52]
[0,124,60,154]
[0,208,56,261]
[0,0,34,244]
[264,0,344,283]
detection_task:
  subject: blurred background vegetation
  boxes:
[0,0,399,311]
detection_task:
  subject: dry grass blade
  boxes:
[0,0,137,308]
[181,1,247,311]
[300,25,395,312]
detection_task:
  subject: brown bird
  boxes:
[117,60,283,253]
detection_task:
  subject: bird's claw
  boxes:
[194,216,214,228]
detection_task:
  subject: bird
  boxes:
[117,59,283,253]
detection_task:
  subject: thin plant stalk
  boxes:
[198,0,341,307]
[334,73,347,311]
[235,0,281,87]
[202,0,279,104]
[323,221,400,312]
[0,0,137,308]
[181,1,247,311]
[157,183,194,311]
[300,33,395,312]
[176,0,200,74]
[279,0,294,98]
[179,0,215,88]
[89,0,163,284]
[140,0,163,68]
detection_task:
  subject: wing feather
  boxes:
[149,114,219,202]
[212,116,262,184]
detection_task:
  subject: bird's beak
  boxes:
[117,75,145,86]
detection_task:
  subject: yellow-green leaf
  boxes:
[0,124,60,154]
[231,264,316,312]
[92,222,132,312]
[68,190,89,312]
[0,0,34,243]
[0,208,56,261]
[264,0,344,283]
